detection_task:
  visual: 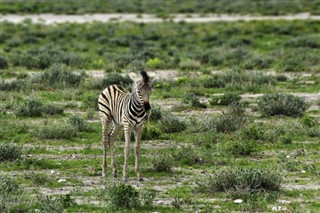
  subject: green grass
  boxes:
[1,0,320,15]
[0,19,319,212]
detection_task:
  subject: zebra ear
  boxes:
[140,70,150,83]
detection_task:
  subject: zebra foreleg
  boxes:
[134,127,143,181]
[109,124,121,178]
[123,125,132,182]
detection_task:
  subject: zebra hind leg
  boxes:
[101,121,110,177]
[123,125,132,182]
[108,124,121,178]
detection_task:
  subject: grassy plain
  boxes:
[0,18,320,212]
[1,0,320,15]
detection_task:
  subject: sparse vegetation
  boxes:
[0,143,23,162]
[258,93,308,117]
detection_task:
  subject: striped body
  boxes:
[98,71,152,181]
[98,85,148,127]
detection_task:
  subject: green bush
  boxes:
[37,195,75,213]
[14,98,44,117]
[196,168,282,198]
[152,152,174,172]
[43,105,64,115]
[100,183,140,210]
[172,145,201,166]
[149,105,163,121]
[0,143,23,162]
[300,115,317,127]
[81,93,98,110]
[37,63,83,88]
[69,114,90,132]
[240,123,278,142]
[226,140,257,157]
[159,114,186,133]
[182,93,207,108]
[12,46,83,69]
[215,103,248,133]
[101,72,133,89]
[179,59,201,70]
[210,93,241,106]
[0,56,9,69]
[0,79,28,91]
[142,125,162,140]
[34,124,77,139]
[258,93,307,117]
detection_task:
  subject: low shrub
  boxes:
[300,115,317,127]
[0,143,23,162]
[215,102,248,133]
[226,140,257,157]
[37,63,83,88]
[43,105,64,115]
[81,93,98,110]
[34,124,77,139]
[182,93,207,108]
[0,79,28,91]
[146,57,163,70]
[69,114,90,132]
[99,183,140,210]
[210,93,241,106]
[101,72,133,89]
[196,167,282,198]
[240,123,278,142]
[152,152,174,172]
[0,56,9,69]
[149,105,163,121]
[172,145,201,166]
[159,114,186,133]
[142,125,162,140]
[37,194,75,213]
[179,59,201,70]
[258,93,307,117]
[191,131,221,149]
[14,98,44,117]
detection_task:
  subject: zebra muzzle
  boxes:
[144,102,151,111]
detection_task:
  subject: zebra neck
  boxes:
[129,91,144,112]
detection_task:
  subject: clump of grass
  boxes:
[13,98,64,117]
[225,140,257,157]
[101,72,133,89]
[179,59,201,70]
[0,56,9,69]
[215,102,248,133]
[37,194,75,213]
[210,93,241,106]
[152,152,174,172]
[14,98,44,117]
[36,63,83,88]
[0,143,23,162]
[159,114,186,133]
[258,93,307,117]
[182,93,207,108]
[240,123,278,142]
[0,79,28,91]
[300,114,317,127]
[142,125,162,140]
[24,172,49,186]
[99,183,140,210]
[196,168,282,199]
[149,105,163,121]
[34,124,77,139]
[172,145,201,166]
[68,114,90,132]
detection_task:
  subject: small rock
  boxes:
[301,170,306,174]
[234,199,243,204]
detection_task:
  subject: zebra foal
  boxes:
[98,71,153,181]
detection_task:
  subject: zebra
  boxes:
[98,71,153,182]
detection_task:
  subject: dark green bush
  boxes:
[172,145,201,166]
[12,46,83,69]
[300,115,317,127]
[142,125,162,140]
[43,105,64,115]
[14,98,44,117]
[34,124,77,139]
[196,168,282,197]
[100,183,140,210]
[81,93,98,110]
[258,93,307,117]
[215,103,248,133]
[152,153,174,172]
[240,123,278,142]
[0,143,23,162]
[210,93,241,106]
[101,72,133,89]
[37,63,83,88]
[159,114,186,133]
[149,105,163,121]
[226,140,257,157]
[182,93,207,108]
[0,79,28,91]
[69,114,89,132]
[0,56,9,69]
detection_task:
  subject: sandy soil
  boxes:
[1,13,320,24]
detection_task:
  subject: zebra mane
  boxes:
[140,70,150,83]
